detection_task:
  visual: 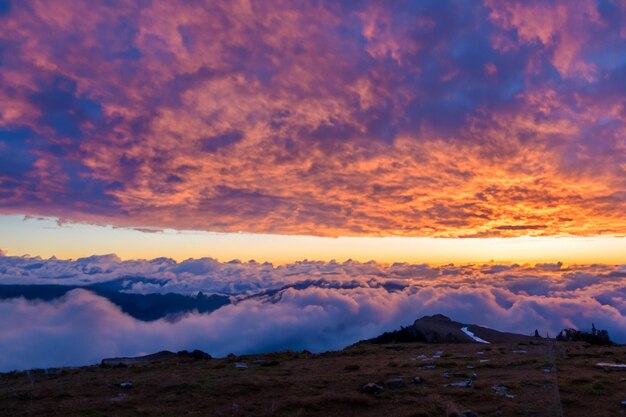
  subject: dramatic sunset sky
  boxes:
[0,0,625,263]
[0,0,626,370]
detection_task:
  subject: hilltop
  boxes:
[1,316,625,417]
[363,314,537,345]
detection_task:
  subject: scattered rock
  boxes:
[446,379,473,388]
[412,376,424,384]
[234,362,248,369]
[361,382,384,395]
[385,377,406,389]
[543,367,552,373]
[512,350,528,354]
[116,382,133,389]
[462,411,478,417]
[493,385,515,398]
[252,359,268,365]
[620,400,626,408]
[423,364,437,369]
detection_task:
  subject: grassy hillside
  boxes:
[1,340,625,416]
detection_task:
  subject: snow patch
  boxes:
[461,326,490,344]
[596,362,626,368]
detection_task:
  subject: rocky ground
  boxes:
[1,340,626,416]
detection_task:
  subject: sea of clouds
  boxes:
[1,253,626,371]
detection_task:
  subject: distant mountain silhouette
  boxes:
[238,278,408,304]
[362,314,534,344]
[0,278,230,321]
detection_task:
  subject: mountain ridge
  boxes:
[362,314,538,345]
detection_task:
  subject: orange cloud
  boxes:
[0,0,625,237]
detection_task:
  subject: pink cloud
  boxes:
[0,1,625,237]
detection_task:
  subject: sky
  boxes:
[1,215,626,264]
[0,0,625,263]
[1,0,626,370]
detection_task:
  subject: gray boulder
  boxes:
[385,377,406,389]
[361,382,384,395]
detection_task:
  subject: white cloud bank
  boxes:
[0,254,625,371]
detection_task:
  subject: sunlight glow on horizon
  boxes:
[1,215,624,265]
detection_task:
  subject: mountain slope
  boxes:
[364,314,536,344]
[0,282,231,322]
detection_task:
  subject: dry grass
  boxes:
[1,342,626,416]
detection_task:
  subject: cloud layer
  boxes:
[1,253,626,371]
[1,0,625,237]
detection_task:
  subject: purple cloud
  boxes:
[0,0,624,236]
[0,253,625,371]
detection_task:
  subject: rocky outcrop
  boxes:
[101,349,211,367]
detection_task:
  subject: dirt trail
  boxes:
[545,340,564,417]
